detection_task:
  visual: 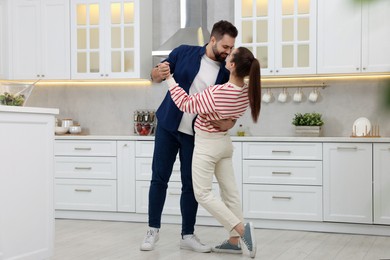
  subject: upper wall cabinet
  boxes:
[70,0,152,79]
[318,0,390,74]
[234,0,317,76]
[8,0,70,80]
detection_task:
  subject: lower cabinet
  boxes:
[323,143,372,224]
[54,140,118,212]
[53,138,390,233]
[374,143,390,224]
[55,179,117,211]
[242,142,323,221]
[244,185,322,221]
[117,141,136,212]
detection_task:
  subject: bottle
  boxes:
[237,124,245,136]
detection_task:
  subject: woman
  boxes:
[165,47,261,258]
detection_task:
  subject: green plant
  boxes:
[292,113,324,126]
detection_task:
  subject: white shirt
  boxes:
[177,54,220,135]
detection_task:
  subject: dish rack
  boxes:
[351,124,381,138]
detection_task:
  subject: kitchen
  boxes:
[1,0,390,259]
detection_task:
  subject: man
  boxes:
[140,20,238,252]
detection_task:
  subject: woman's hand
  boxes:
[157,62,171,80]
[210,118,237,131]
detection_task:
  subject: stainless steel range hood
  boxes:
[152,0,210,57]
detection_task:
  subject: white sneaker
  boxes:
[140,228,159,251]
[180,234,212,253]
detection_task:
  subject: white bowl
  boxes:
[69,125,82,134]
[55,126,69,135]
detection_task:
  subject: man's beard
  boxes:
[212,43,227,62]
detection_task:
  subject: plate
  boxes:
[352,117,371,136]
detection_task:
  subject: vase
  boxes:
[295,126,322,137]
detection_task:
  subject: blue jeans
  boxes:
[148,125,198,235]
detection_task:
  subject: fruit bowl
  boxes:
[0,83,35,106]
[134,122,154,136]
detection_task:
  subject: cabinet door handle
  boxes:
[74,147,92,151]
[272,171,291,175]
[272,196,292,200]
[74,167,92,170]
[337,146,358,150]
[272,150,291,154]
[74,189,92,192]
[168,191,181,196]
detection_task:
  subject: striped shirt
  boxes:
[166,77,249,133]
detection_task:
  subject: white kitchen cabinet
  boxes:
[8,0,70,80]
[242,142,323,221]
[323,143,372,224]
[0,106,58,260]
[374,143,390,225]
[244,184,322,221]
[234,0,317,76]
[54,140,118,212]
[117,141,136,212]
[318,0,390,74]
[70,0,152,79]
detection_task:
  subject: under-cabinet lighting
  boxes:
[0,79,152,87]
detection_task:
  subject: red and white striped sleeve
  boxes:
[166,77,216,115]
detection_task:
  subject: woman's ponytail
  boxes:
[248,58,261,123]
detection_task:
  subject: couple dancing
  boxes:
[141,20,261,258]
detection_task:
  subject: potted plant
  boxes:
[292,112,324,137]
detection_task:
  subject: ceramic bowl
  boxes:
[69,125,82,134]
[55,126,69,135]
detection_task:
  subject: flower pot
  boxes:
[295,126,322,137]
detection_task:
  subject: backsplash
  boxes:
[26,79,390,137]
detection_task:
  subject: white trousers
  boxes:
[192,130,243,237]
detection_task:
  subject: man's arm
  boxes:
[210,118,237,131]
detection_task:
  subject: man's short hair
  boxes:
[210,20,238,41]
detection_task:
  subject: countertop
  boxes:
[0,105,59,115]
[55,135,390,143]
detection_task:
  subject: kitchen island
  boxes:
[0,106,58,260]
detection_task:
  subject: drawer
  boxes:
[136,181,220,217]
[55,140,116,156]
[55,179,117,211]
[243,160,322,185]
[243,184,322,221]
[136,157,181,181]
[55,157,117,179]
[243,142,322,160]
[135,157,218,183]
[136,141,154,157]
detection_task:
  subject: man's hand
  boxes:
[210,118,237,131]
[150,61,170,83]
